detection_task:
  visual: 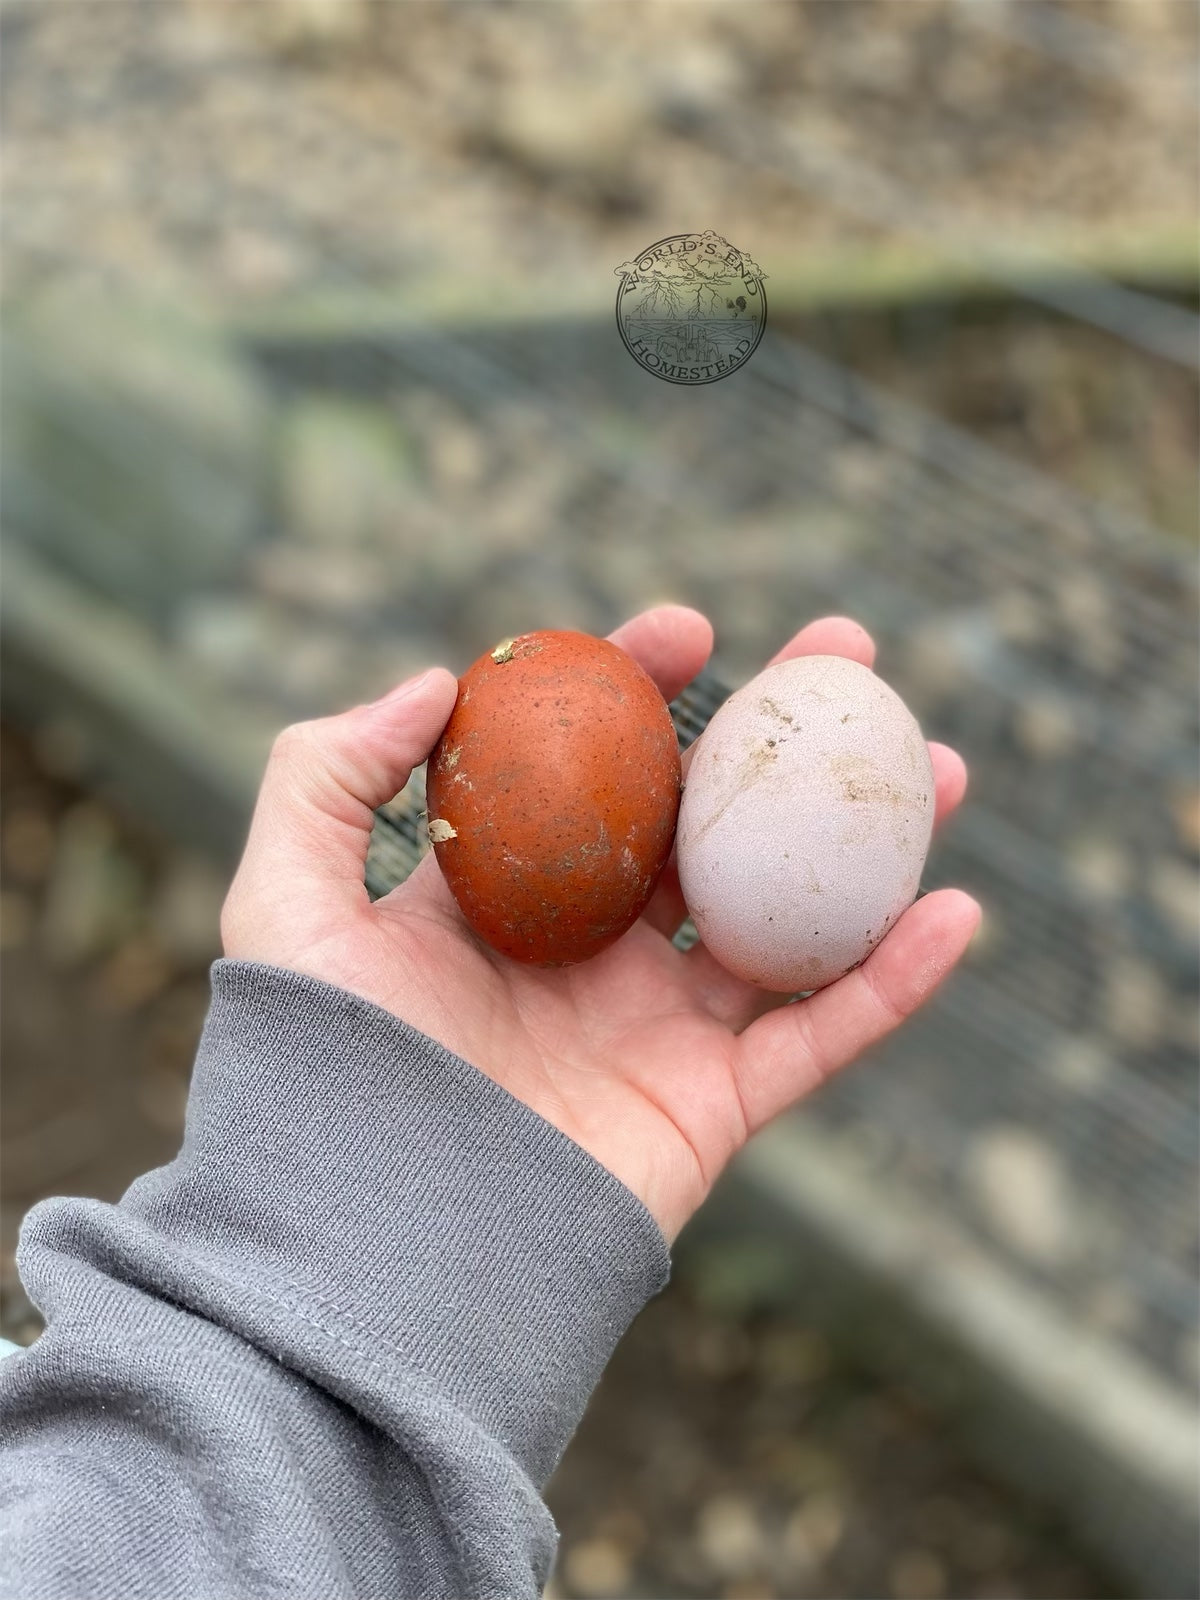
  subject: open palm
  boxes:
[221,607,977,1240]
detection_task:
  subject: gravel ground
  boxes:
[547,1282,1122,1600]
[4,0,1195,541]
[0,720,1124,1600]
[2,0,1195,307]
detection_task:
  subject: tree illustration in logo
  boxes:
[624,264,688,319]
[616,235,766,324]
[614,233,768,384]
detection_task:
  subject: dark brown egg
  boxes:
[426,630,681,965]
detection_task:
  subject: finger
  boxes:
[730,888,981,1133]
[608,604,714,704]
[230,667,459,903]
[929,742,968,825]
[642,616,877,941]
[766,615,875,670]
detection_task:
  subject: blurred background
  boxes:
[1,3,1197,1597]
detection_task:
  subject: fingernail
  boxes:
[373,669,435,706]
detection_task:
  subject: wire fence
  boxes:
[5,0,1197,1440]
[338,307,1197,1398]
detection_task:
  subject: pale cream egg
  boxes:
[677,655,935,992]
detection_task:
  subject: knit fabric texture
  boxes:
[0,960,670,1599]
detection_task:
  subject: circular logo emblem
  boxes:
[614,231,767,385]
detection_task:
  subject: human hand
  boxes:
[221,608,978,1241]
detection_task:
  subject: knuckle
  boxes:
[861,961,907,1029]
[270,720,316,764]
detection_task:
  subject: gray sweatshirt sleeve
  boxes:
[0,960,671,1600]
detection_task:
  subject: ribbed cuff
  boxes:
[101,961,669,1484]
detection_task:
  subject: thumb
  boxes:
[225,667,459,929]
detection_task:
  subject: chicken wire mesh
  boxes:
[2,0,1197,1569]
[345,314,1198,1402]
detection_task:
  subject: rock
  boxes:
[219,226,304,294]
[1148,858,1199,944]
[1169,785,1200,855]
[831,442,890,505]
[271,627,349,708]
[279,398,413,549]
[2,808,57,885]
[903,623,967,704]
[252,0,372,53]
[1065,835,1131,901]
[840,1120,896,1173]
[176,594,357,713]
[782,1490,845,1566]
[687,1321,754,1382]
[650,41,746,118]
[681,1238,791,1318]
[137,982,211,1077]
[562,1535,633,1598]
[451,572,596,663]
[1084,1283,1140,1338]
[593,1506,646,1552]
[39,804,143,967]
[1101,958,1168,1050]
[175,595,282,687]
[953,1515,1017,1576]
[967,1126,1078,1267]
[696,1495,763,1578]
[90,935,174,1015]
[1170,995,1199,1052]
[961,902,1001,961]
[1046,1036,1112,1094]
[156,5,245,67]
[991,590,1043,648]
[889,1548,947,1599]
[1053,573,1117,676]
[486,78,649,188]
[762,1440,841,1496]
[31,718,92,784]
[137,1067,190,1135]
[0,892,33,952]
[1074,621,1124,679]
[252,543,389,618]
[2,296,269,620]
[659,1535,715,1592]
[424,416,490,497]
[481,463,576,555]
[151,855,226,965]
[356,642,449,707]
[722,1578,776,1600]
[754,1326,831,1388]
[1177,1329,1200,1389]
[1012,696,1078,761]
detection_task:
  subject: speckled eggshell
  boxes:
[426,630,681,966]
[677,655,935,992]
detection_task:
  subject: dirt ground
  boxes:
[0,721,1122,1600]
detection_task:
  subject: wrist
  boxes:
[115,960,671,1484]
